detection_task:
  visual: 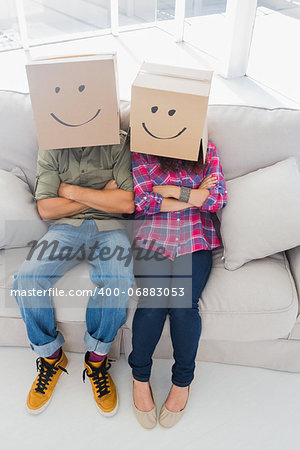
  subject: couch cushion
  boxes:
[0,90,39,192]
[217,157,300,270]
[208,105,300,181]
[125,248,298,342]
[0,167,48,249]
[286,246,300,296]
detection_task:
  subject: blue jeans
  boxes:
[128,248,212,387]
[13,220,134,357]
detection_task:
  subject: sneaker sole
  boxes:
[88,379,119,417]
[95,395,119,417]
[26,360,68,415]
[26,395,53,415]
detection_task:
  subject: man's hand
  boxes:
[58,181,134,214]
[58,182,77,200]
[59,179,118,199]
[104,179,118,190]
[37,197,89,221]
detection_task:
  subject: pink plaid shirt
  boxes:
[132,143,227,260]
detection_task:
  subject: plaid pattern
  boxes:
[132,143,227,260]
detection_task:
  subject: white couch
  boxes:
[0,90,299,370]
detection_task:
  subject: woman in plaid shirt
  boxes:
[128,142,227,428]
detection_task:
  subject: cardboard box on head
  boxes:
[26,53,120,151]
[130,62,213,162]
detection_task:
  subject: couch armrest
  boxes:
[286,246,300,305]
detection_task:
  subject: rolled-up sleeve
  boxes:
[200,144,227,213]
[112,131,134,192]
[132,152,163,215]
[34,150,61,200]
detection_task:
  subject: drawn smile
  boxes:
[142,122,187,140]
[50,108,101,127]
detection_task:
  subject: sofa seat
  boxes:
[286,246,300,339]
[1,245,298,343]
[125,248,298,342]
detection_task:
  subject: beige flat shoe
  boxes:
[159,386,190,428]
[132,376,157,429]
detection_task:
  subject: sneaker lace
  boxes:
[35,357,68,394]
[82,358,112,398]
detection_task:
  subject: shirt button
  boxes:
[143,196,147,200]
[81,170,85,173]
[175,238,179,241]
[177,218,180,222]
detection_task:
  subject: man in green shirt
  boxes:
[13,130,135,416]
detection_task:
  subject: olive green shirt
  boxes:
[34,130,133,231]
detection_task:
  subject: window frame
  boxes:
[12,0,257,78]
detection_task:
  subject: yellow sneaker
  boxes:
[27,350,68,415]
[83,352,118,417]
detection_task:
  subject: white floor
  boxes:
[1,347,300,450]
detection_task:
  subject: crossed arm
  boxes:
[37,174,217,219]
[37,179,135,220]
[152,175,218,212]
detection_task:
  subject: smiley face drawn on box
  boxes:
[142,104,187,140]
[26,54,120,150]
[130,63,212,162]
[131,87,208,162]
[50,83,102,128]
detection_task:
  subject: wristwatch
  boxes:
[179,186,191,203]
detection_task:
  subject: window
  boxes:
[0,0,299,107]
[155,0,176,33]
[183,0,228,62]
[119,0,156,27]
[23,0,111,44]
[0,2,21,51]
[118,0,176,29]
[247,0,300,104]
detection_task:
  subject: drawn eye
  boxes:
[168,109,176,116]
[78,85,85,92]
[151,106,158,113]
[55,87,60,94]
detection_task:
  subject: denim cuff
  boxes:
[132,372,150,383]
[84,331,113,354]
[171,376,193,388]
[30,331,65,357]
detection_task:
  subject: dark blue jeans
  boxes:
[128,248,212,387]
